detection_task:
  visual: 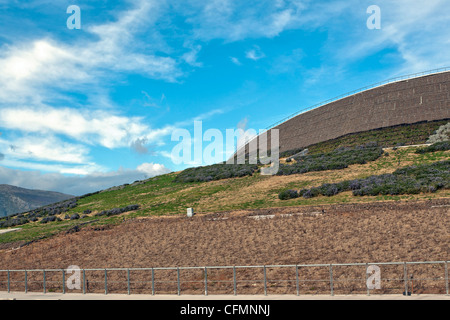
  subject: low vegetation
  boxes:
[280,119,448,155]
[95,204,140,217]
[278,189,299,200]
[280,160,450,199]
[416,141,450,154]
[426,122,450,144]
[0,200,139,229]
[0,216,30,228]
[277,143,384,176]
[173,162,259,183]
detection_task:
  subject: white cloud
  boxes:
[0,0,182,107]
[179,0,306,42]
[245,46,266,61]
[230,57,242,65]
[0,106,173,149]
[181,43,203,67]
[0,135,90,164]
[137,162,170,176]
[314,0,450,74]
[0,162,171,196]
[1,159,103,176]
[0,40,89,104]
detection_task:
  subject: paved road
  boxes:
[1,292,448,300]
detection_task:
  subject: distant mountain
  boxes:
[0,184,74,217]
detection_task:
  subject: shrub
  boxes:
[106,208,122,217]
[278,189,299,200]
[40,216,57,224]
[95,204,140,217]
[70,213,80,220]
[0,217,29,228]
[320,184,340,197]
[416,141,450,154]
[426,122,450,143]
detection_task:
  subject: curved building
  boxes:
[261,70,450,154]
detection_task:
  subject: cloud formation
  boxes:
[245,46,266,61]
[130,138,151,155]
[0,107,167,150]
[0,135,90,164]
[178,0,306,41]
[0,162,171,196]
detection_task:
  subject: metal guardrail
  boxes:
[265,66,450,130]
[0,260,448,296]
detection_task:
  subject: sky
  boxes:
[0,0,449,196]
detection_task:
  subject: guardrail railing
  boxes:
[0,260,448,296]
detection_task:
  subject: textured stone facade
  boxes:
[260,71,450,153]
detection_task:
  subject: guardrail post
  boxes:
[329,265,334,296]
[7,270,10,293]
[83,269,86,294]
[177,267,181,296]
[263,266,267,296]
[366,263,370,296]
[204,267,208,296]
[295,265,299,296]
[127,269,131,295]
[403,263,408,296]
[62,269,65,294]
[233,266,237,296]
[104,269,107,295]
[43,270,46,294]
[24,271,27,294]
[151,268,155,295]
[445,262,449,296]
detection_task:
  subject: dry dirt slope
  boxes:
[0,199,448,295]
[0,199,448,269]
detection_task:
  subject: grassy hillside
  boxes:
[0,122,449,245]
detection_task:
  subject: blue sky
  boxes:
[0,0,449,195]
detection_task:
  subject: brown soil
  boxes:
[0,199,448,295]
